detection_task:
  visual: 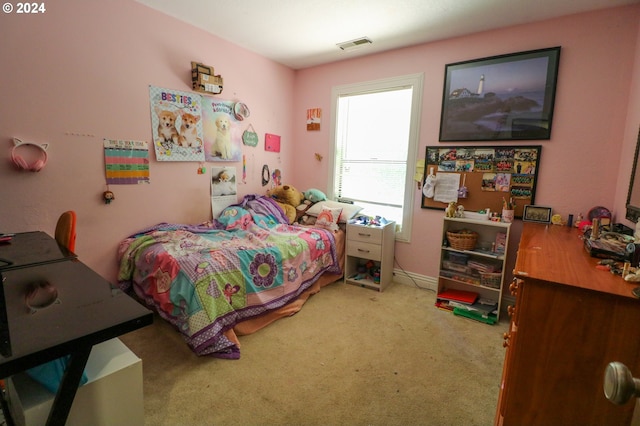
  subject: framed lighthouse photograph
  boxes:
[439,47,561,142]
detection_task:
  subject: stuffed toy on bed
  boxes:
[303,188,327,203]
[267,184,305,224]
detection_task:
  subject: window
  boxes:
[328,74,424,241]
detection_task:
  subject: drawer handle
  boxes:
[358,233,371,237]
[503,332,510,348]
[357,248,370,253]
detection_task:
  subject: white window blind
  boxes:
[327,74,424,242]
[329,73,423,241]
[335,89,412,210]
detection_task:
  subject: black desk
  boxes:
[0,232,152,426]
[0,231,76,270]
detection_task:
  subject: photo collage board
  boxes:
[421,145,542,219]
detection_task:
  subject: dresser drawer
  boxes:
[347,241,382,261]
[347,224,383,245]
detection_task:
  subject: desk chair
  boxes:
[54,211,76,252]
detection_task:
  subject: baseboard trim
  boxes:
[392,268,437,292]
[502,294,515,306]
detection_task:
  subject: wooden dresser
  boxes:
[496,222,640,425]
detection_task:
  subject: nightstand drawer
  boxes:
[347,241,381,261]
[347,224,383,245]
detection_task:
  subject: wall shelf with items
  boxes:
[435,217,511,324]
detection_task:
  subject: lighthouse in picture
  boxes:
[477,74,485,95]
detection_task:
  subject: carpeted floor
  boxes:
[120,281,509,426]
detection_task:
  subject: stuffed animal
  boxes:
[445,201,457,218]
[304,188,327,203]
[267,184,305,224]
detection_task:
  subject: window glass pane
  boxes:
[338,89,412,162]
[331,73,423,241]
[339,161,406,206]
[336,88,412,226]
[357,202,403,225]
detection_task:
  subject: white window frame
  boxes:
[327,73,423,242]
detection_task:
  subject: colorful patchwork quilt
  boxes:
[117,195,340,358]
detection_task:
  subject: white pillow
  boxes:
[315,207,342,231]
[307,200,363,223]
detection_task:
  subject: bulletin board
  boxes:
[421,145,542,219]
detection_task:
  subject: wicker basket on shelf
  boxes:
[446,230,478,251]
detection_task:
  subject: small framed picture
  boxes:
[523,205,553,223]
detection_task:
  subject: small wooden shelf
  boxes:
[436,217,511,323]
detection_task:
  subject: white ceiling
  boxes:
[136,0,640,70]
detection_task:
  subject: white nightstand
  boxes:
[344,220,395,292]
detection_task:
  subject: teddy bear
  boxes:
[267,184,305,224]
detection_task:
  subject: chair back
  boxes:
[55,210,76,252]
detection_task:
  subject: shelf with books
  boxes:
[436,217,511,323]
[439,272,502,292]
[442,246,505,260]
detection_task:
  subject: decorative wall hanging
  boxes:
[307,108,321,131]
[149,86,204,161]
[242,155,247,184]
[202,98,243,162]
[421,145,542,219]
[439,47,561,142]
[103,139,150,184]
[262,164,270,186]
[242,124,259,147]
[191,61,223,95]
[272,169,282,186]
[265,133,281,152]
[103,189,115,204]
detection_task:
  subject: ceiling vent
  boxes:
[337,37,372,51]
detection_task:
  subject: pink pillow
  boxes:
[315,207,342,231]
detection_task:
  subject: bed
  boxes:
[117,195,345,359]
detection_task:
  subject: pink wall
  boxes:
[1,2,639,285]
[0,0,295,281]
[293,5,640,279]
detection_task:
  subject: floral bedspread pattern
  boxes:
[117,195,340,358]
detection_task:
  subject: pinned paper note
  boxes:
[433,173,461,203]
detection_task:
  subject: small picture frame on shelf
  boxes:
[523,205,553,223]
